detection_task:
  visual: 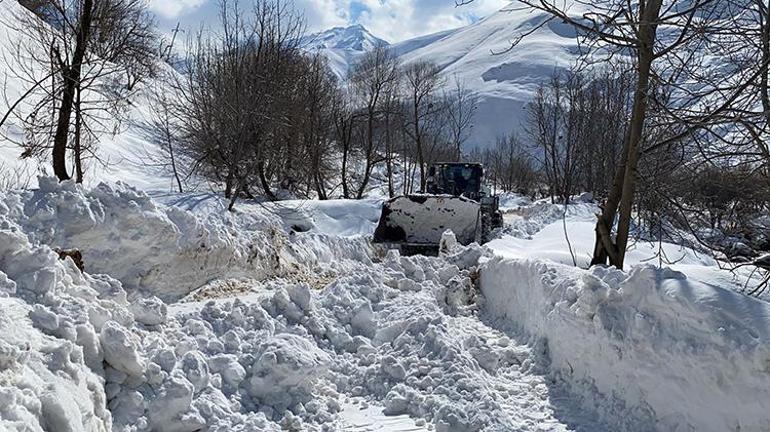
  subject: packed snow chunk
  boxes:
[380,355,407,381]
[180,350,210,393]
[0,271,16,297]
[0,298,111,432]
[207,354,246,391]
[287,283,312,311]
[130,296,168,326]
[100,320,146,377]
[481,256,770,431]
[247,334,331,408]
[148,372,206,432]
[109,390,146,425]
[29,304,59,333]
[383,389,409,415]
[350,301,376,338]
[439,230,458,255]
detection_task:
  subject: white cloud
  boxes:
[351,0,510,42]
[148,0,208,19]
[148,0,510,42]
[294,0,351,32]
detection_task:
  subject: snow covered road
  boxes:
[160,244,598,431]
[2,182,770,431]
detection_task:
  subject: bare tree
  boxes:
[2,0,157,182]
[331,84,356,198]
[172,0,342,209]
[349,44,399,198]
[527,67,632,202]
[402,60,444,190]
[463,0,757,269]
[139,78,185,193]
[290,53,338,199]
[444,75,477,160]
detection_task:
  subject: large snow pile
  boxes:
[480,256,770,431]
[1,178,284,301]
[486,196,758,297]
[1,179,598,431]
[3,180,769,431]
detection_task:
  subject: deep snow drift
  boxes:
[1,181,770,431]
[481,258,770,431]
[0,179,588,431]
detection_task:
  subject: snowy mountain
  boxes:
[314,4,580,151]
[395,6,580,151]
[301,24,390,79]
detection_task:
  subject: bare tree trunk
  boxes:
[259,162,277,201]
[224,169,235,199]
[356,111,376,199]
[592,0,662,268]
[761,0,770,130]
[228,179,243,212]
[74,84,84,183]
[52,0,94,181]
[414,96,426,191]
[590,136,629,266]
[341,142,350,198]
[385,111,395,198]
[165,125,183,193]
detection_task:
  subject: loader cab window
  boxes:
[433,164,482,198]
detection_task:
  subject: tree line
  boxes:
[1,0,769,272]
[160,0,477,209]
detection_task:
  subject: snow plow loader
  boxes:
[373,163,503,254]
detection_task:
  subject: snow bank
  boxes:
[0,180,378,431]
[0,179,281,300]
[0,179,380,302]
[480,256,770,431]
[0,220,113,431]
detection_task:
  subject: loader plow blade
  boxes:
[373,195,481,246]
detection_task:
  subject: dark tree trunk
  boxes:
[52,0,94,181]
[259,162,277,201]
[591,0,662,269]
[74,84,83,183]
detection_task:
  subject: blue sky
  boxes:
[148,0,509,43]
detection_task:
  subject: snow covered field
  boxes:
[1,179,769,431]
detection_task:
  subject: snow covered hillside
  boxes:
[394,5,579,150]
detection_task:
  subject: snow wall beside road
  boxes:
[480,256,770,432]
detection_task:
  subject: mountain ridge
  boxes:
[310,6,579,150]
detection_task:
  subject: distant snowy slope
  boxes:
[390,29,456,57]
[301,24,390,79]
[392,4,581,150]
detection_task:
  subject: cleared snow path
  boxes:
[155,243,604,431]
[340,402,430,431]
